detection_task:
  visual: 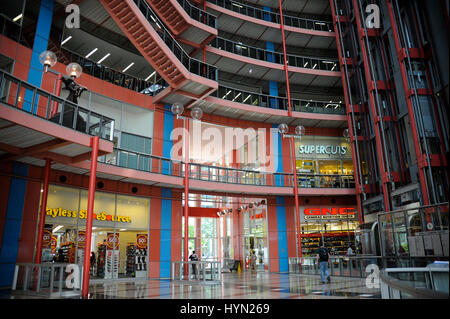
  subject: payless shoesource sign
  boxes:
[46,207,131,223]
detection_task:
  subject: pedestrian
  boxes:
[189,250,199,279]
[249,250,257,273]
[316,243,331,284]
[346,245,354,256]
[90,252,96,275]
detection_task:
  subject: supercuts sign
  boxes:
[303,207,356,220]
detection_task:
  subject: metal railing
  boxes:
[11,263,83,298]
[297,174,355,188]
[172,261,222,283]
[0,70,115,141]
[289,256,382,278]
[133,0,218,81]
[60,47,168,96]
[206,0,333,32]
[213,85,346,114]
[189,162,294,186]
[176,0,218,28]
[380,264,449,299]
[210,36,340,72]
[98,148,183,176]
[98,148,357,189]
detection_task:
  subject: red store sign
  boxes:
[304,207,356,220]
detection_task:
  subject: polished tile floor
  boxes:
[5,272,381,299]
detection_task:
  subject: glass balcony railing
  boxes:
[205,0,334,32]
[133,0,218,81]
[98,148,356,189]
[176,0,218,28]
[210,36,340,72]
[0,70,115,141]
[213,85,346,115]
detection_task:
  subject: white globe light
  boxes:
[171,103,184,116]
[278,123,289,135]
[191,107,203,120]
[295,125,305,136]
[39,50,57,68]
[66,62,82,78]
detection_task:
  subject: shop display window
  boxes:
[43,185,150,280]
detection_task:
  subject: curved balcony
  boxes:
[211,85,345,114]
[96,147,356,195]
[209,37,339,72]
[205,0,333,32]
[0,71,114,167]
[146,0,218,48]
[0,71,115,141]
[100,0,218,105]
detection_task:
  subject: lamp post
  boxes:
[171,104,203,276]
[278,123,305,258]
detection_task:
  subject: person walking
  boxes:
[90,252,96,275]
[249,250,257,274]
[189,250,199,279]
[316,243,331,284]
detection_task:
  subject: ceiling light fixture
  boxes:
[61,36,72,45]
[13,14,23,22]
[122,62,134,72]
[97,53,111,64]
[145,71,156,81]
[85,48,98,58]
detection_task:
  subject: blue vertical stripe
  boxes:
[272,125,284,186]
[0,163,29,287]
[162,104,174,175]
[23,0,54,113]
[160,188,172,278]
[276,197,288,272]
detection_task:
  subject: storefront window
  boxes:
[44,185,150,280]
[242,208,268,271]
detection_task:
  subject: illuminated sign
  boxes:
[304,207,356,220]
[250,213,264,220]
[299,145,347,155]
[46,207,131,223]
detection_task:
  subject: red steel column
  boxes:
[35,159,51,264]
[279,0,302,257]
[81,136,99,299]
[352,0,391,211]
[329,0,364,224]
[184,119,190,264]
[385,0,431,208]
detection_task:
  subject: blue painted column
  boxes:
[23,0,54,113]
[162,104,174,174]
[0,163,29,287]
[276,197,289,272]
[264,7,279,109]
[160,188,172,278]
[272,124,284,186]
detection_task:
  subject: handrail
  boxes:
[0,70,115,142]
[98,147,356,188]
[133,0,218,81]
[205,0,333,32]
[213,85,346,115]
[380,269,449,299]
[60,47,168,96]
[176,0,218,28]
[210,36,340,72]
